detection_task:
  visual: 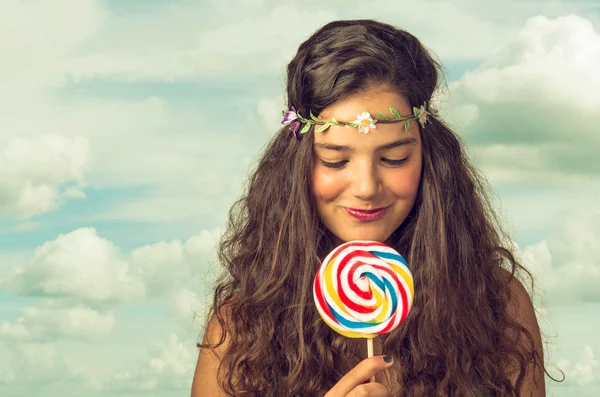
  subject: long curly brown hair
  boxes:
[198,19,557,396]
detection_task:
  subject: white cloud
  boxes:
[0,90,255,224]
[0,227,223,304]
[0,342,68,385]
[442,14,600,188]
[518,196,600,305]
[1,228,145,304]
[129,228,223,297]
[556,345,599,386]
[102,333,196,392]
[65,4,338,81]
[0,133,90,219]
[258,95,287,134]
[171,288,208,322]
[0,0,253,223]
[459,14,600,111]
[0,300,114,342]
[0,0,105,91]
[170,288,212,340]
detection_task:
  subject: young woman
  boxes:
[192,19,554,396]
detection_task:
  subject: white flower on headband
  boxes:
[354,111,377,134]
[417,105,429,128]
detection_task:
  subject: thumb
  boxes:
[361,355,394,384]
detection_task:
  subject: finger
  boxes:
[361,369,386,385]
[347,382,390,397]
[328,355,393,397]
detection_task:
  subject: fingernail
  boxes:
[383,355,393,363]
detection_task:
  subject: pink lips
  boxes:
[344,206,388,221]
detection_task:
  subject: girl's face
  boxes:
[311,87,423,245]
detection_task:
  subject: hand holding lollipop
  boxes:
[313,240,414,382]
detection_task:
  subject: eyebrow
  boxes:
[314,137,417,152]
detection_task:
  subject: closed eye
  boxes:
[319,160,347,169]
[382,157,409,166]
[319,157,409,169]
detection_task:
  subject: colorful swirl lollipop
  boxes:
[313,240,414,339]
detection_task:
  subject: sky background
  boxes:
[0,0,599,396]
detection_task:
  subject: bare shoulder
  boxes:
[191,305,234,397]
[496,267,546,396]
[496,268,538,326]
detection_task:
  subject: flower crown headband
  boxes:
[281,101,438,139]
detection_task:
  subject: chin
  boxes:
[334,230,392,244]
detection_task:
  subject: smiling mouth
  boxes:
[346,206,388,213]
[344,206,389,221]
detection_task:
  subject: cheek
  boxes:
[312,169,347,203]
[386,162,422,197]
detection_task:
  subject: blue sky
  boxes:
[1,0,599,396]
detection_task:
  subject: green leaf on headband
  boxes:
[315,123,331,132]
[310,111,325,123]
[282,110,285,117]
[347,122,358,128]
[378,112,388,120]
[413,106,420,116]
[389,107,401,119]
[404,120,411,131]
[300,123,311,134]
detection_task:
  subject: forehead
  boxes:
[313,89,421,149]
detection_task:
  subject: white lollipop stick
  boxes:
[368,337,375,382]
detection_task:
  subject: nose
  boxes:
[350,160,382,200]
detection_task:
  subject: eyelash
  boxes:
[320,157,409,169]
